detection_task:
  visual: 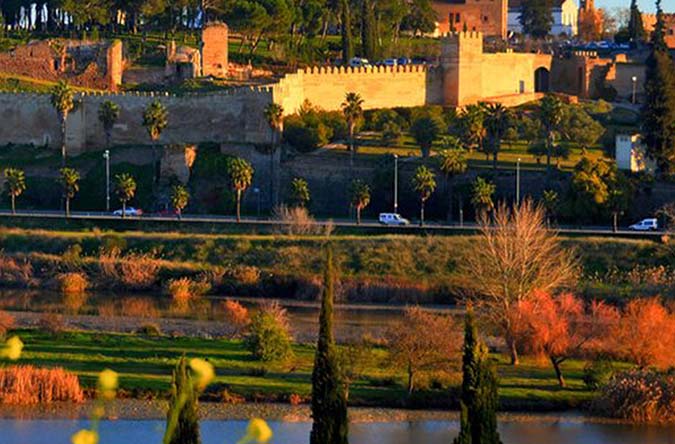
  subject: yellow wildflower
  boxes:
[71,429,99,444]
[98,368,118,400]
[237,418,273,444]
[189,358,215,388]
[2,336,23,361]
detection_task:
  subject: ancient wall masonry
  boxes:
[0,39,123,90]
[202,23,229,78]
[0,87,275,152]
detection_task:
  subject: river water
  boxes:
[2,417,675,444]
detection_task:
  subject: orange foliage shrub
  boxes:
[57,272,89,295]
[98,249,160,290]
[0,310,15,337]
[611,299,675,369]
[516,291,618,387]
[221,300,250,337]
[0,366,84,404]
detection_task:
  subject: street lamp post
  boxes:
[516,157,521,204]
[253,187,261,219]
[393,154,399,214]
[631,76,637,104]
[103,150,110,212]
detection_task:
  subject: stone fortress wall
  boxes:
[0,88,274,153]
[0,31,644,150]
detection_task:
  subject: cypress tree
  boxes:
[641,0,675,174]
[310,247,349,444]
[361,0,376,60]
[340,0,354,62]
[627,0,645,45]
[453,307,501,444]
[164,357,201,444]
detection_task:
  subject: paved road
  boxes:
[0,209,664,237]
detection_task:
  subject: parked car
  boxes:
[397,57,412,66]
[378,213,410,226]
[628,218,658,231]
[382,58,398,67]
[349,57,371,68]
[113,207,143,217]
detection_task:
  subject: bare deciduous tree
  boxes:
[387,306,461,393]
[459,199,578,365]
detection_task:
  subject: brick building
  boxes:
[432,0,508,38]
[642,13,675,48]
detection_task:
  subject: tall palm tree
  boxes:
[98,100,120,149]
[59,167,80,218]
[471,176,496,217]
[350,179,371,225]
[538,94,563,172]
[484,103,511,170]
[341,92,364,167]
[4,168,26,215]
[227,157,254,222]
[459,104,486,153]
[171,184,190,220]
[115,173,137,219]
[263,103,284,207]
[437,136,468,223]
[50,81,74,166]
[142,100,168,183]
[411,165,436,227]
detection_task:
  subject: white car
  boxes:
[348,57,371,68]
[113,207,143,217]
[628,218,658,231]
[379,213,410,226]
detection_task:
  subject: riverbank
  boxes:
[0,226,671,303]
[13,328,611,412]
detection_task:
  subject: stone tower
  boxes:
[440,31,484,107]
[201,22,229,78]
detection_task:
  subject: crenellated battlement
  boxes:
[0,85,274,100]
[442,31,484,42]
[298,64,428,75]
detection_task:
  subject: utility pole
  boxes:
[103,150,110,212]
[393,154,398,214]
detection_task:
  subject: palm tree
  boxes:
[459,104,486,153]
[4,168,26,215]
[341,92,364,167]
[50,81,74,166]
[484,103,510,170]
[538,94,563,172]
[171,184,190,220]
[263,103,284,206]
[98,100,120,149]
[59,167,80,218]
[411,165,436,227]
[115,173,137,219]
[227,157,254,222]
[290,177,310,208]
[410,116,441,158]
[437,136,468,223]
[471,177,496,217]
[142,100,168,183]
[350,179,371,225]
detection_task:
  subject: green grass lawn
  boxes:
[344,134,606,172]
[14,329,609,410]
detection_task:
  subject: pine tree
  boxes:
[627,0,645,44]
[310,247,349,444]
[453,307,501,444]
[163,357,201,444]
[641,0,675,174]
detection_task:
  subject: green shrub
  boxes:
[244,304,294,362]
[582,357,614,390]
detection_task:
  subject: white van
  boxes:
[628,218,658,231]
[378,213,410,226]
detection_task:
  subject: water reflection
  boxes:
[2,419,675,444]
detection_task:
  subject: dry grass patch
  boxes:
[0,366,84,405]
